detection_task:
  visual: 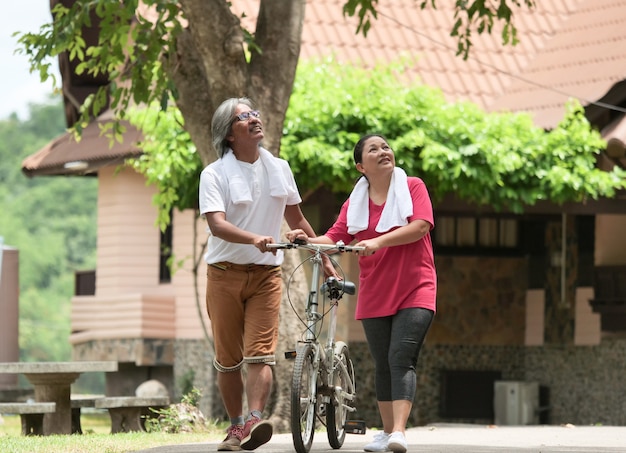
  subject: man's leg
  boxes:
[218,369,244,418]
[245,363,272,414]
[239,267,281,450]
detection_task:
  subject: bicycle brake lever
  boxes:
[293,237,307,245]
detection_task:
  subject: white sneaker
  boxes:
[363,431,391,452]
[387,431,407,453]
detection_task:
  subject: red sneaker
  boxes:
[218,424,244,451]
[240,416,273,450]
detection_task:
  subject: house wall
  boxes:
[574,287,601,345]
[169,218,611,424]
[595,214,626,265]
[71,167,177,396]
[348,254,618,428]
[96,166,169,296]
[429,256,527,345]
[71,167,176,345]
[171,209,210,339]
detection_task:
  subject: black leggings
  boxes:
[362,307,434,401]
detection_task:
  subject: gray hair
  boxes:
[211,97,255,158]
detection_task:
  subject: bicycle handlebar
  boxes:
[266,240,364,253]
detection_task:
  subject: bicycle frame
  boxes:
[302,248,353,418]
[268,241,366,452]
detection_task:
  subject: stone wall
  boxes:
[430,256,527,345]
[169,339,626,428]
[174,339,224,421]
[349,340,626,428]
[524,341,626,425]
[73,338,175,397]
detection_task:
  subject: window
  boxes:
[433,215,520,255]
[159,221,172,283]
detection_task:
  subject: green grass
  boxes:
[0,413,225,453]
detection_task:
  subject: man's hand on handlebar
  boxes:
[254,235,277,255]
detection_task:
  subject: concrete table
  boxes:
[0,361,118,435]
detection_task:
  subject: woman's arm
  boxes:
[355,219,431,256]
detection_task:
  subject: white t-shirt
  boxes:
[199,155,301,265]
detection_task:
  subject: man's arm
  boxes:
[284,204,318,238]
[205,211,275,253]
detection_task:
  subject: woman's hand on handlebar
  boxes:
[285,229,308,244]
[354,238,381,256]
[285,230,339,279]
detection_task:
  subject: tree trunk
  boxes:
[267,221,309,431]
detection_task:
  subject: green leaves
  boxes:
[343,0,378,36]
[282,58,625,212]
[16,0,183,126]
[122,57,622,218]
[344,1,535,60]
[0,100,97,364]
[126,104,202,230]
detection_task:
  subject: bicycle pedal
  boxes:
[284,350,297,359]
[344,420,367,434]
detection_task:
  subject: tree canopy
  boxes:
[127,59,626,223]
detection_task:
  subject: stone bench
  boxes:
[95,396,170,433]
[0,388,34,403]
[0,402,56,436]
[71,396,103,434]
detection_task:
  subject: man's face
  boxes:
[228,104,264,148]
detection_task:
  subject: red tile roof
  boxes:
[290,0,626,129]
[21,119,143,177]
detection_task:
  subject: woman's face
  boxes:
[356,136,395,176]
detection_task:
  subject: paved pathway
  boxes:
[135,424,626,453]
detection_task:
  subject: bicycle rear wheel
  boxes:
[291,343,318,453]
[326,341,355,449]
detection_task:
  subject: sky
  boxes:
[0,0,57,120]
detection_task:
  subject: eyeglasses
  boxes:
[232,110,261,123]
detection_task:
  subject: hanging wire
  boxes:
[376,8,626,115]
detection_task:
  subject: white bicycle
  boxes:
[267,240,366,453]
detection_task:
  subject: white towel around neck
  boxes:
[222,147,293,205]
[346,167,413,234]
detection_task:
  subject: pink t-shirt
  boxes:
[325,177,437,319]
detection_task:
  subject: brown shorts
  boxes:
[206,262,282,372]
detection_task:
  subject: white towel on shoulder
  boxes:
[222,147,292,205]
[347,167,413,234]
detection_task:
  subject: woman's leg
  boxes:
[388,308,434,431]
[362,317,393,432]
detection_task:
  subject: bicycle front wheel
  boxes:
[326,341,356,449]
[291,343,318,453]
